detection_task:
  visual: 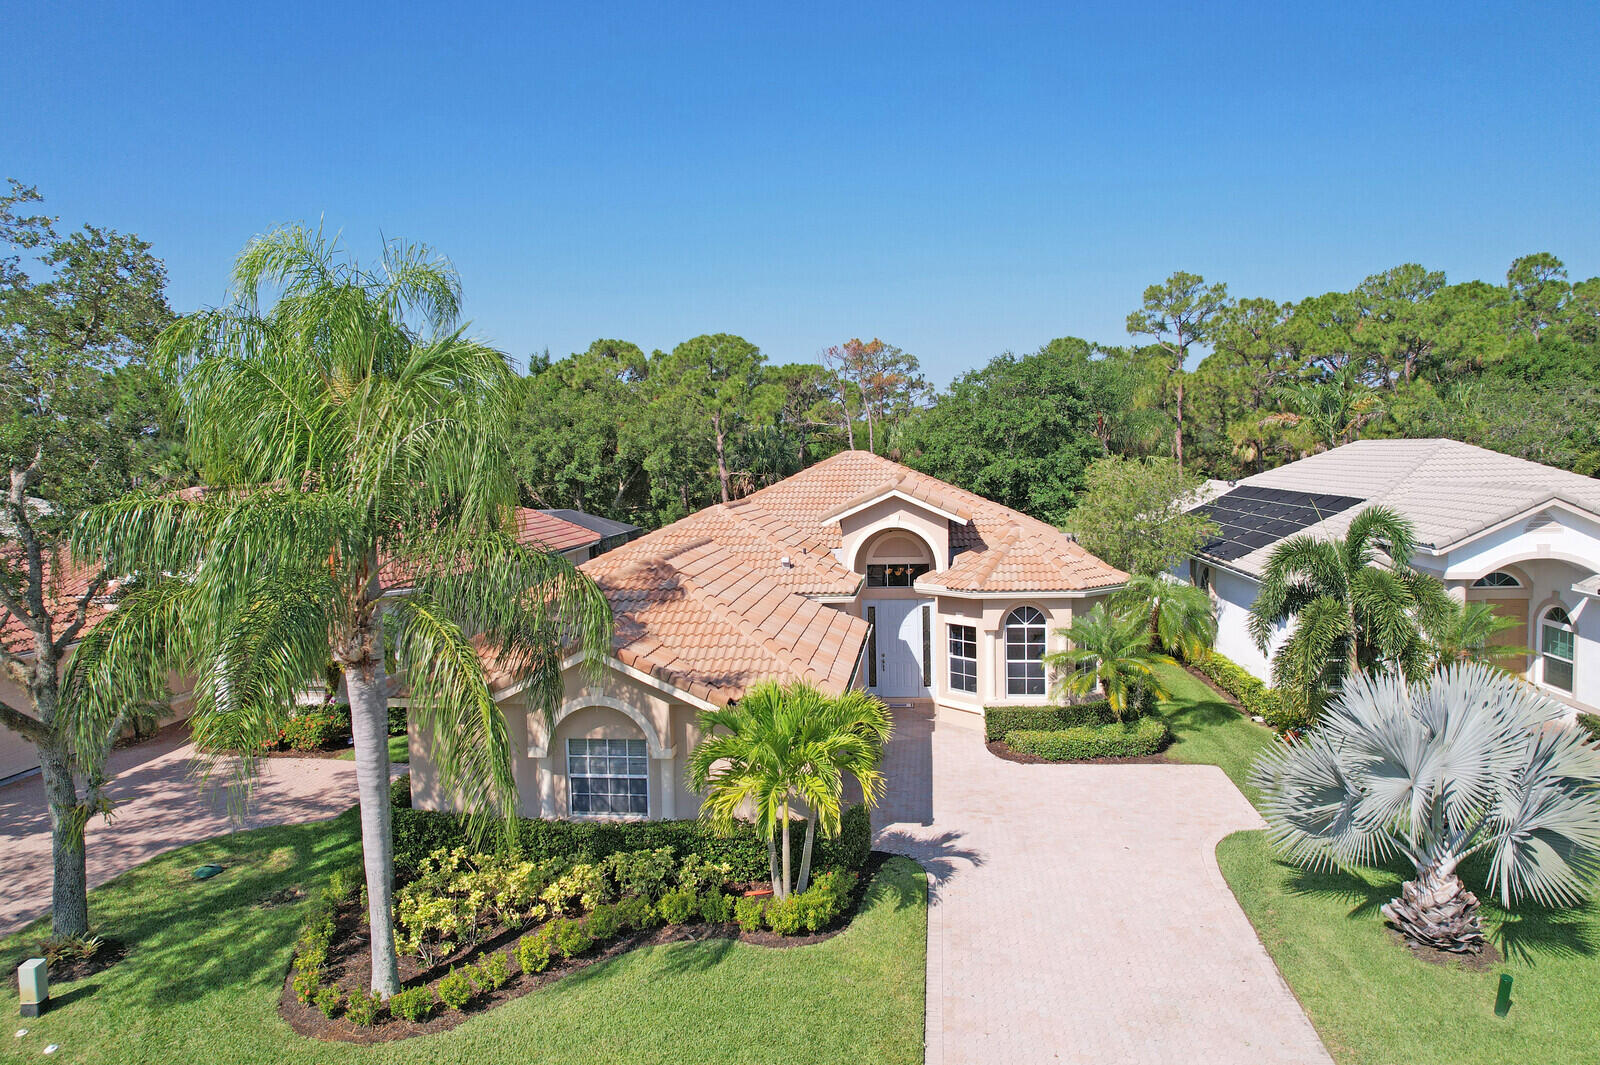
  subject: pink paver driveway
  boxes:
[874,707,1333,1065]
[0,726,376,934]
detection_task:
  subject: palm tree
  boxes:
[1248,506,1450,711]
[689,681,891,898]
[1114,573,1217,659]
[1424,599,1529,672]
[1043,604,1174,720]
[1263,363,1383,452]
[1252,664,1600,954]
[59,227,611,996]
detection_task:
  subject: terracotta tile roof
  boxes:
[0,547,110,660]
[513,509,603,553]
[573,451,1125,702]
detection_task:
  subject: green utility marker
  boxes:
[192,864,224,881]
[1494,973,1513,1017]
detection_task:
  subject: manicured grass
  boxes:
[0,811,926,1065]
[1150,662,1276,803]
[1218,831,1600,1065]
[335,734,409,762]
[1152,660,1600,1065]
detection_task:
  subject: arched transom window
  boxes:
[1472,571,1522,588]
[1005,607,1047,696]
[1541,605,1575,693]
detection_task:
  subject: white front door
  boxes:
[867,599,932,697]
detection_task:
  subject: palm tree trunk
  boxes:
[767,832,780,896]
[780,803,792,899]
[1381,858,1485,954]
[346,649,401,997]
[796,815,816,894]
[38,738,89,938]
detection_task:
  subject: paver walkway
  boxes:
[874,707,1332,1065]
[0,725,378,934]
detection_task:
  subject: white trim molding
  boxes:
[527,695,675,760]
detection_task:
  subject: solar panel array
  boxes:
[1196,485,1364,562]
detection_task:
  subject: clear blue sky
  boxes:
[7,2,1598,382]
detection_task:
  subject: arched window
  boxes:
[1005,607,1047,696]
[1541,605,1575,693]
[1472,571,1522,588]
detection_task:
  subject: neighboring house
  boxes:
[536,509,643,560]
[1182,438,1600,716]
[0,507,613,783]
[410,450,1128,820]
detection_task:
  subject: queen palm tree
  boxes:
[689,680,891,898]
[1252,663,1600,953]
[59,227,611,996]
[1248,505,1450,712]
[1114,573,1217,659]
[1043,604,1174,720]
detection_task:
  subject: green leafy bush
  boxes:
[540,862,607,915]
[734,895,766,932]
[291,953,323,1004]
[984,702,1114,742]
[393,805,873,884]
[388,705,408,736]
[1189,649,1311,731]
[516,928,553,975]
[390,773,412,809]
[1577,713,1600,743]
[344,988,382,1027]
[586,904,622,941]
[1004,716,1171,760]
[612,895,656,931]
[394,847,565,965]
[675,852,732,895]
[699,889,731,923]
[388,986,435,1023]
[437,968,473,1011]
[604,847,677,902]
[764,895,804,935]
[799,868,858,932]
[471,950,511,992]
[281,708,347,751]
[656,887,699,925]
[549,917,594,958]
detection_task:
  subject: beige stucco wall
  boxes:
[839,497,951,572]
[410,658,708,822]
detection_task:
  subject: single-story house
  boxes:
[0,506,631,783]
[1183,438,1600,716]
[410,450,1129,820]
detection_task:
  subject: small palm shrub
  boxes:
[1043,604,1174,720]
[437,968,473,1012]
[388,986,435,1023]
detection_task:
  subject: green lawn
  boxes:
[335,734,409,762]
[1152,661,1600,1065]
[0,811,926,1065]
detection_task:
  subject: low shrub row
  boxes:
[982,688,1157,742]
[1004,716,1171,760]
[391,801,871,885]
[289,867,361,1011]
[1187,649,1312,731]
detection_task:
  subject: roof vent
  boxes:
[779,555,793,569]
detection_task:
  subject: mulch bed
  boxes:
[281,851,893,1043]
[1385,927,1501,971]
[4,938,129,982]
[985,740,1172,766]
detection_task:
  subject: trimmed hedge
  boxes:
[982,687,1156,743]
[1188,648,1311,732]
[1004,716,1171,760]
[392,801,872,884]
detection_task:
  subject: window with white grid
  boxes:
[567,738,648,816]
[948,624,977,693]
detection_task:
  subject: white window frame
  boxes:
[1472,571,1522,588]
[1540,605,1575,694]
[1004,606,1048,697]
[566,737,649,818]
[948,623,977,694]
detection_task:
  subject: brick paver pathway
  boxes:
[875,707,1332,1065]
[0,725,382,934]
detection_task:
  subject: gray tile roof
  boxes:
[1191,439,1600,577]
